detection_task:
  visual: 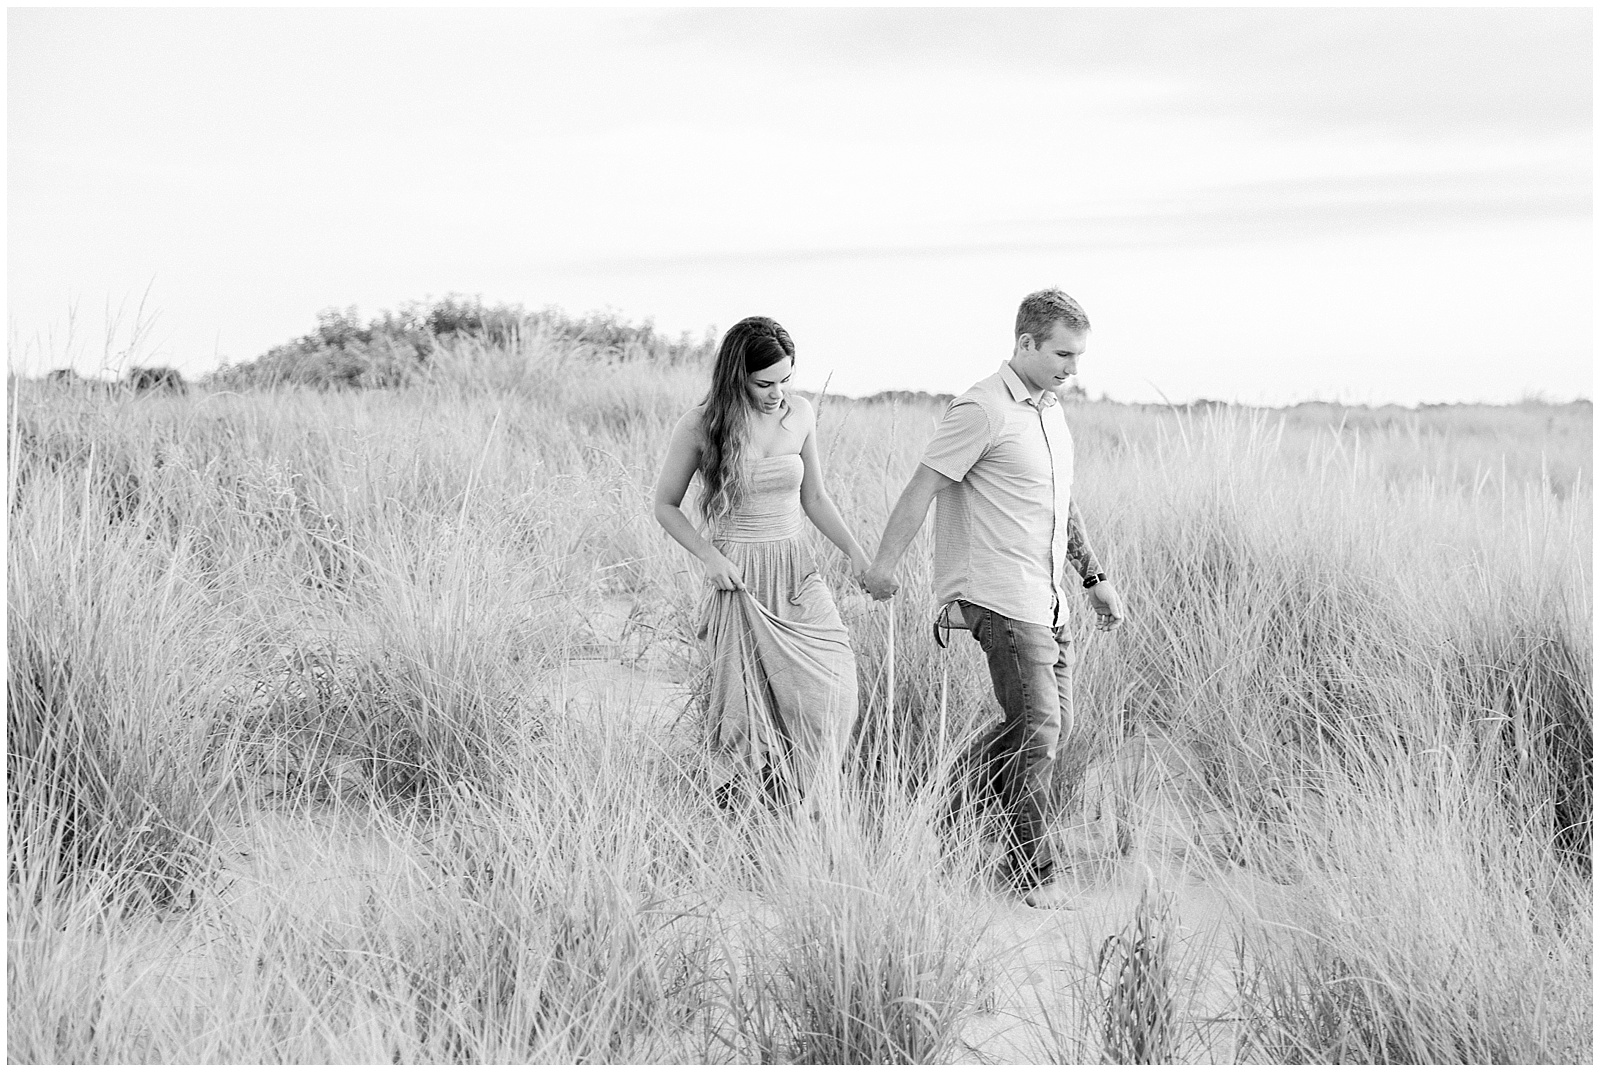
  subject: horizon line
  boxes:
[13,366,1590,413]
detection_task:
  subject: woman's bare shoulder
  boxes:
[788,393,817,427]
[673,405,709,440]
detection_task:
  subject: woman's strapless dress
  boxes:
[698,454,859,801]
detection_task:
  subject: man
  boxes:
[861,287,1126,909]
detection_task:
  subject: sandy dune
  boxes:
[109,594,1292,1063]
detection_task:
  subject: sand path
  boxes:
[538,596,1284,1063]
[104,595,1280,1063]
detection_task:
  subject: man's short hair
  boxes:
[1015,288,1090,343]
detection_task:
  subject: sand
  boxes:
[107,594,1292,1063]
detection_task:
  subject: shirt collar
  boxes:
[999,360,1058,408]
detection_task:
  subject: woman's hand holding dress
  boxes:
[702,550,746,591]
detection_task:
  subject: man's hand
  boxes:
[858,466,949,604]
[1086,580,1125,632]
[860,563,899,602]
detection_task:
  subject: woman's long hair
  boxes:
[698,316,795,527]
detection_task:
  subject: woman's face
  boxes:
[744,356,793,415]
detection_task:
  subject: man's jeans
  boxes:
[950,600,1075,890]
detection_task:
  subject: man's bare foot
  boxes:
[1022,880,1083,910]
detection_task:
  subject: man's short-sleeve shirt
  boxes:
[920,362,1075,628]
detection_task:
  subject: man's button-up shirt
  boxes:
[920,361,1075,628]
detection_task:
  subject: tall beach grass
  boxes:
[8,333,1591,1061]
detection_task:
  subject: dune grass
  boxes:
[7,337,1591,1062]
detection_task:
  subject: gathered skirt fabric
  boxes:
[698,535,858,796]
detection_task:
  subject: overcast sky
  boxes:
[7,7,1592,404]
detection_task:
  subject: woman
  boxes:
[653,316,866,811]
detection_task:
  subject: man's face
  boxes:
[1013,322,1088,394]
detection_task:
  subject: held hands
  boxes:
[1086,580,1126,632]
[859,562,899,602]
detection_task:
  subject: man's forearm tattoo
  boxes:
[1065,500,1104,580]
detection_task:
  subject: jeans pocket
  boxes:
[965,603,995,653]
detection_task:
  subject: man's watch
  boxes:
[1082,572,1107,590]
